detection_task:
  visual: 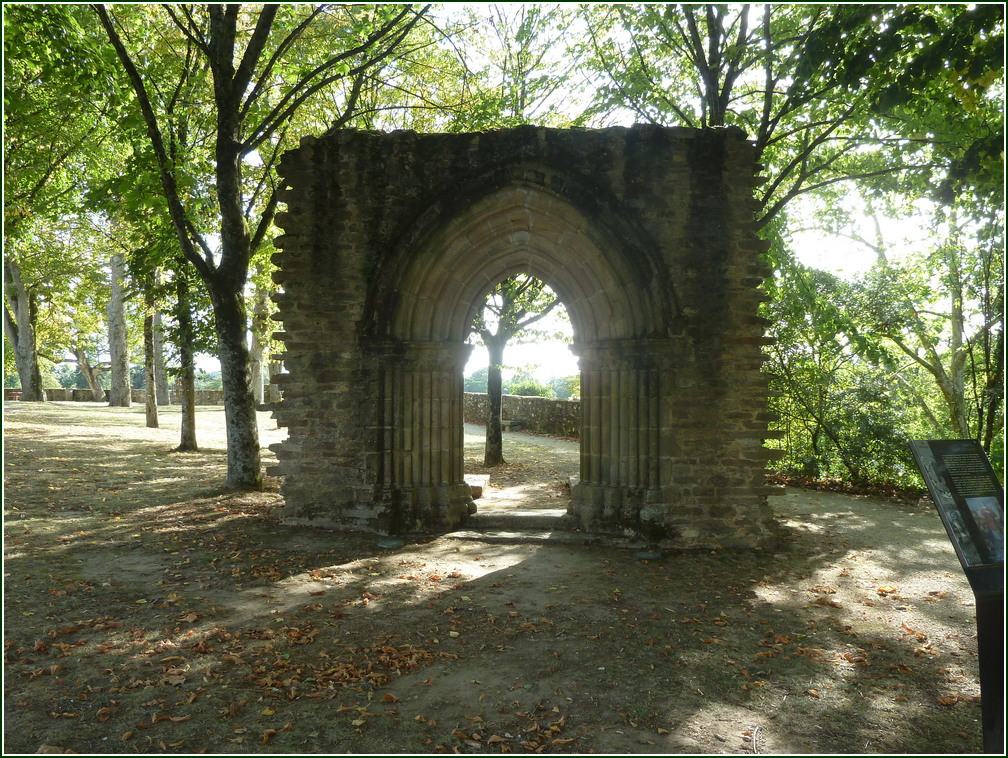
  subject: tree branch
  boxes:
[242,5,428,153]
[92,4,213,283]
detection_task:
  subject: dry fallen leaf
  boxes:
[260,723,292,745]
[814,596,842,608]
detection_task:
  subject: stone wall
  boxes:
[271,125,782,547]
[35,388,226,405]
[463,392,580,438]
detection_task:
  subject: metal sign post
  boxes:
[908,440,1004,755]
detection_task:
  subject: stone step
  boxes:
[465,511,566,531]
[446,526,651,549]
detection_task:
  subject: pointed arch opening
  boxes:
[364,179,679,530]
[460,273,578,523]
[376,181,668,346]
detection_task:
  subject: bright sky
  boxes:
[464,304,578,381]
[789,192,933,277]
[464,337,579,381]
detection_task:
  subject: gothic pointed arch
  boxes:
[369,177,678,346]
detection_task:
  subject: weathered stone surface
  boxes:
[272,125,781,547]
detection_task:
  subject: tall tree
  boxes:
[106,251,132,407]
[142,307,158,427]
[582,3,1004,228]
[449,3,587,130]
[93,3,431,488]
[152,310,170,406]
[71,338,106,402]
[471,275,562,465]
[847,205,1004,447]
[4,5,121,400]
[171,260,204,452]
[3,260,46,401]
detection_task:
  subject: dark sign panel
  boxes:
[908,439,1003,754]
[908,439,1004,570]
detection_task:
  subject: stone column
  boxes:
[570,339,670,530]
[377,341,473,530]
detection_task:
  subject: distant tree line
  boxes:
[464,366,579,400]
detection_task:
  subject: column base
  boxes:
[382,482,474,533]
[570,479,781,549]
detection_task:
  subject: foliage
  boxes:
[582,4,1004,226]
[504,374,554,398]
[54,364,90,390]
[446,4,589,129]
[464,366,489,394]
[549,375,580,401]
[194,370,224,391]
[3,4,123,240]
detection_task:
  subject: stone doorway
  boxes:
[271,125,781,548]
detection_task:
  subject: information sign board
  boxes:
[907,439,1004,571]
[908,439,1003,754]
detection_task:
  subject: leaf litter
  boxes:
[2,404,987,754]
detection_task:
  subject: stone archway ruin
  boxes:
[270,125,782,548]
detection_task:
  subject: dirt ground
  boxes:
[2,402,991,755]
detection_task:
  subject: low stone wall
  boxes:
[463,392,580,438]
[38,388,226,405]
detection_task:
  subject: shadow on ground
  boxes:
[2,403,986,754]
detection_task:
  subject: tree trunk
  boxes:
[143,312,158,428]
[175,264,198,452]
[73,344,105,401]
[212,285,262,488]
[484,338,506,466]
[208,86,262,488]
[107,252,132,407]
[981,330,1004,453]
[249,356,264,406]
[3,261,46,401]
[152,310,170,405]
[249,284,271,406]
